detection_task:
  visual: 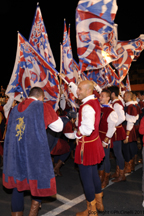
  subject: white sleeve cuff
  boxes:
[74,130,82,139]
[48,117,63,132]
[64,132,75,139]
[102,141,109,145]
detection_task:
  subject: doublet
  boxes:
[99,106,113,147]
[123,103,137,142]
[74,98,105,166]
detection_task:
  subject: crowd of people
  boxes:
[1,79,144,216]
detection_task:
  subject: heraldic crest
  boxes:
[15,117,26,141]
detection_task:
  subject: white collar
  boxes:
[133,101,138,104]
[125,101,134,106]
[112,98,119,103]
[28,96,38,101]
[82,94,95,104]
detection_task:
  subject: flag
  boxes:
[72,59,80,83]
[104,64,120,87]
[72,59,89,84]
[66,24,87,84]
[76,0,118,72]
[5,32,60,110]
[87,68,109,89]
[125,74,131,91]
[61,20,77,111]
[112,34,144,81]
[68,25,81,84]
[29,4,56,68]
[87,64,120,89]
[62,20,75,83]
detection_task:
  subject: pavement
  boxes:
[0,150,144,216]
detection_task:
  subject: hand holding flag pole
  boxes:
[58,72,102,94]
[58,73,69,85]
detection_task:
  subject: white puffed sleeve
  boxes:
[106,111,118,138]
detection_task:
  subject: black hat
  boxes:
[67,111,77,119]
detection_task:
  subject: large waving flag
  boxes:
[76,0,118,72]
[29,4,56,68]
[112,34,144,81]
[5,33,60,110]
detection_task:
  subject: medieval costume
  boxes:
[3,97,63,215]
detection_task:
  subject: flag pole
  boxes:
[58,73,69,85]
[59,43,62,87]
[60,76,69,85]
[59,28,69,86]
[59,43,62,74]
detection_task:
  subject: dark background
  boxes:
[1,0,144,89]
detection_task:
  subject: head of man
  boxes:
[108,86,119,101]
[132,92,137,101]
[99,89,111,105]
[29,87,44,102]
[123,91,133,103]
[76,80,94,100]
[138,91,144,101]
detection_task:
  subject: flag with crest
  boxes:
[5,33,60,110]
[76,0,118,72]
[29,4,56,68]
[112,34,144,81]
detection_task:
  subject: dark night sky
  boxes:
[1,0,144,89]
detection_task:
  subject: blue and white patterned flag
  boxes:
[76,0,118,72]
[112,35,144,82]
[29,5,56,68]
[5,33,60,110]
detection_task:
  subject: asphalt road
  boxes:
[0,150,144,216]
